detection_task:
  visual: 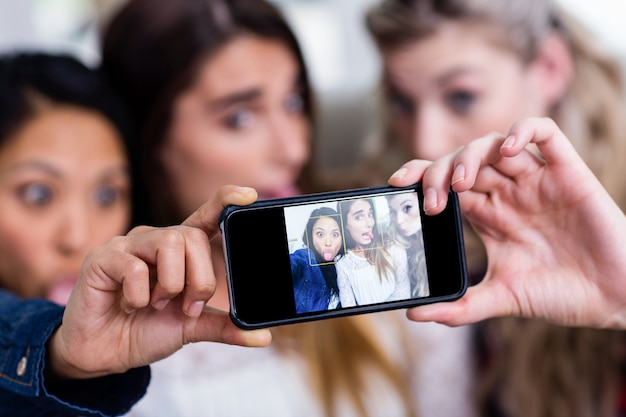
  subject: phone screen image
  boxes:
[285,190,429,315]
[221,185,467,329]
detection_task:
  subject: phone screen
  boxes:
[221,185,467,329]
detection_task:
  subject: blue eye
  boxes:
[20,183,53,207]
[447,90,476,114]
[94,186,120,207]
[284,92,304,114]
[223,110,253,129]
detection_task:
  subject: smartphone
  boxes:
[220,184,467,329]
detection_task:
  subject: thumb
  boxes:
[182,185,258,237]
[186,306,272,347]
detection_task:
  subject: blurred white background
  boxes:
[1,0,624,171]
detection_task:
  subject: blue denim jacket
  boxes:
[0,289,150,416]
[290,249,335,314]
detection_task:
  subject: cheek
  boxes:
[0,216,45,296]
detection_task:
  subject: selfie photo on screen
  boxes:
[284,191,429,312]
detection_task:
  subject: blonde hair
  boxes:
[367,1,626,416]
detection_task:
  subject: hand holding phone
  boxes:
[220,184,467,329]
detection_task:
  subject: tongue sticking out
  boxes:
[258,184,300,200]
[46,278,77,306]
[364,232,374,241]
[323,250,334,261]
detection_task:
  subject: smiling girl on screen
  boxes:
[336,198,410,307]
[290,207,344,313]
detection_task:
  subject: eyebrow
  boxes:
[7,161,129,180]
[208,88,263,111]
[384,66,481,90]
[7,161,62,178]
[436,67,482,87]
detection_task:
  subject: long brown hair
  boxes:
[101,1,417,415]
[101,0,313,226]
[367,1,626,416]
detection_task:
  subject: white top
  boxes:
[336,245,410,307]
[124,312,477,417]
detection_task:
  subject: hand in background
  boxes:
[389,117,626,329]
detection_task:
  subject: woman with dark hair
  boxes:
[336,198,410,307]
[0,52,133,305]
[290,207,343,313]
[0,51,137,415]
[101,0,313,227]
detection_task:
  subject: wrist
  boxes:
[46,327,99,380]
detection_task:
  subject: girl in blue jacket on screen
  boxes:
[290,207,344,313]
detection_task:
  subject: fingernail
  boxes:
[236,186,254,195]
[451,164,465,185]
[153,299,169,311]
[424,187,438,212]
[187,300,206,318]
[502,135,516,149]
[389,167,407,181]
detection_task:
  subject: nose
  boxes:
[411,107,455,161]
[396,211,407,226]
[269,111,309,169]
[56,200,90,257]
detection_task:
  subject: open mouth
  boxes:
[46,277,77,305]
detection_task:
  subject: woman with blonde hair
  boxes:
[366,0,626,416]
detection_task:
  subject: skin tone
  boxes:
[345,200,376,256]
[0,107,130,304]
[387,193,421,238]
[311,216,342,262]
[159,34,310,311]
[388,117,626,329]
[48,186,271,380]
[381,22,564,161]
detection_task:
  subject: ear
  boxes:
[529,34,574,106]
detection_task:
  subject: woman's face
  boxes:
[311,216,342,262]
[387,193,421,237]
[0,107,130,303]
[345,200,376,248]
[381,22,553,160]
[162,35,310,218]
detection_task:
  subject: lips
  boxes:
[257,184,300,200]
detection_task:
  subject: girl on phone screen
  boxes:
[290,207,343,313]
[336,198,410,307]
[386,193,429,298]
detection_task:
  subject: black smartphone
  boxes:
[220,184,467,329]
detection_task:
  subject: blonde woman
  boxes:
[367,1,626,416]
